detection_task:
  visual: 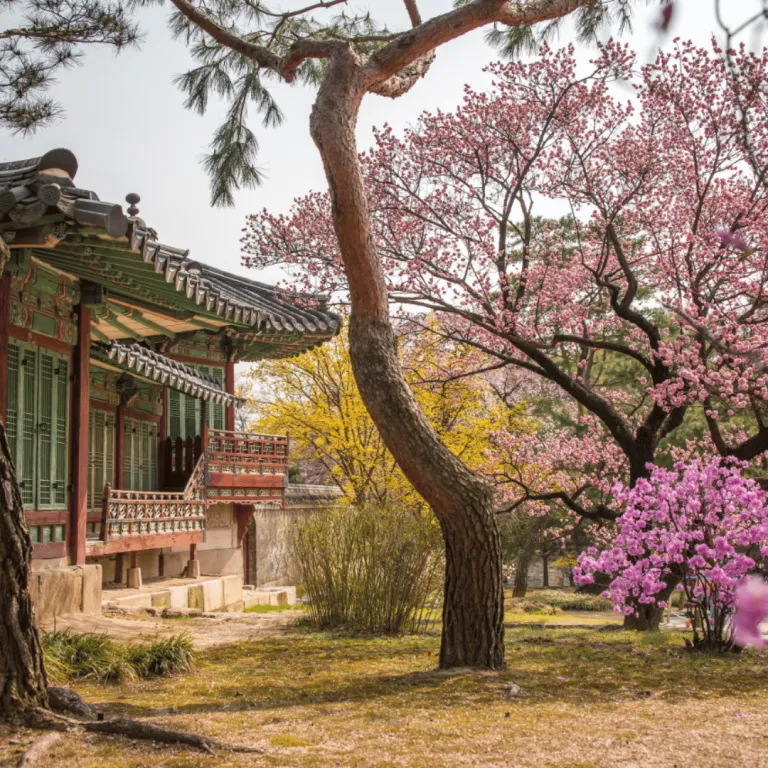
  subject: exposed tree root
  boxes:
[26,705,264,756]
[16,732,62,767]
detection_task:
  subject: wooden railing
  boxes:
[206,429,289,476]
[161,435,204,489]
[100,453,206,542]
[94,430,288,545]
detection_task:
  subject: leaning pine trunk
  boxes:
[0,419,49,718]
[310,54,505,669]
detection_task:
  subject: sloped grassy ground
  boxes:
[2,623,768,767]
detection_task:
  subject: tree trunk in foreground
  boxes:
[0,420,49,719]
[310,53,504,669]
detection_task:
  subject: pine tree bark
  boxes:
[0,420,49,719]
[310,50,504,669]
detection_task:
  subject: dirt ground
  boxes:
[39,609,302,648]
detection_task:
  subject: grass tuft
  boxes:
[127,634,194,678]
[43,630,193,684]
[244,603,300,614]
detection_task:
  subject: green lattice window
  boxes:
[6,341,70,510]
[123,417,158,491]
[88,408,115,511]
[166,365,225,440]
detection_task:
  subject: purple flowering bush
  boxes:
[574,458,768,651]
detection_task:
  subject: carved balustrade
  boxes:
[100,454,206,541]
[206,429,289,476]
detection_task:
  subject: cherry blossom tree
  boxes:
[243,39,768,626]
[575,458,768,652]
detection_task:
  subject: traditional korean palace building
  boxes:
[0,149,339,607]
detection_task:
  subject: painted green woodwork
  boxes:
[88,408,115,511]
[167,364,225,439]
[7,340,70,510]
[123,417,159,491]
[6,250,78,344]
[28,525,66,544]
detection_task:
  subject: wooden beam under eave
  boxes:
[101,310,146,341]
[71,304,91,566]
[106,300,173,337]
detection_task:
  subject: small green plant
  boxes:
[43,631,194,683]
[294,503,443,634]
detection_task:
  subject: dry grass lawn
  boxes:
[2,621,768,767]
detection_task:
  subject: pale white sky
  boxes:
[0,0,752,282]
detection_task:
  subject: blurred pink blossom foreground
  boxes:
[732,577,768,650]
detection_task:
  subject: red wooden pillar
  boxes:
[158,386,167,488]
[115,406,125,489]
[70,304,90,565]
[225,361,236,432]
[0,273,10,424]
[200,399,208,448]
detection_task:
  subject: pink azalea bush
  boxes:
[574,458,768,650]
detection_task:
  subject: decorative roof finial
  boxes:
[125,192,141,217]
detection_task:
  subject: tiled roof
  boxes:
[0,149,341,352]
[96,340,244,407]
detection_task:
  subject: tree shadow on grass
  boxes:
[80,626,768,720]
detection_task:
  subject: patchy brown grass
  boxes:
[2,624,768,767]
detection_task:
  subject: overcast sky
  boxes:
[0,0,753,282]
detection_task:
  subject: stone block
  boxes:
[126,567,142,589]
[186,559,201,579]
[109,592,153,609]
[221,574,243,608]
[79,565,102,615]
[281,586,297,606]
[224,600,245,613]
[200,578,224,611]
[187,584,205,610]
[166,585,188,610]
[151,590,172,609]
[35,568,83,620]
[243,589,280,608]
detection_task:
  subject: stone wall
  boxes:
[509,561,571,590]
[246,485,343,587]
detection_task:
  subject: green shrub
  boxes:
[294,504,443,634]
[43,631,193,683]
[526,590,613,612]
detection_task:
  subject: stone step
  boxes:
[242,585,297,608]
[102,574,244,613]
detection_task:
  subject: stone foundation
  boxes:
[29,564,102,622]
[103,574,244,613]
